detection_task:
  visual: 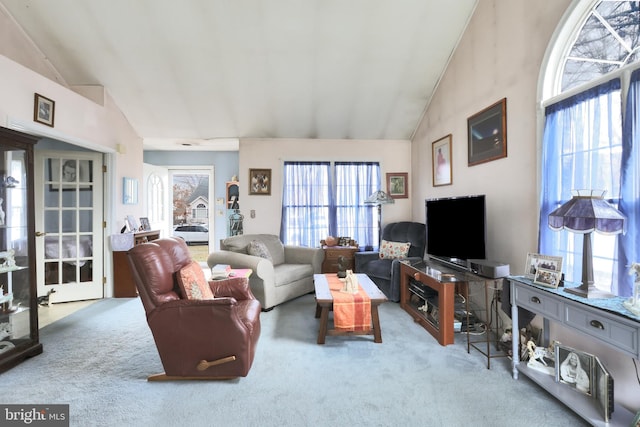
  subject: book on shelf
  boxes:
[211,264,231,279]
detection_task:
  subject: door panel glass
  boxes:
[44,211,59,233]
[61,187,77,206]
[61,211,76,233]
[79,211,92,232]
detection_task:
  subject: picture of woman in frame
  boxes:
[559,350,591,395]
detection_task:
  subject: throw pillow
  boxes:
[247,240,273,262]
[177,260,214,300]
[379,240,411,260]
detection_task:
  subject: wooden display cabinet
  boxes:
[0,127,42,373]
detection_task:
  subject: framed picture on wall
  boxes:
[386,172,408,198]
[34,93,55,127]
[468,98,507,166]
[432,134,452,186]
[249,169,271,195]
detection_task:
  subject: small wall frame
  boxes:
[249,169,271,195]
[34,93,55,127]
[123,177,139,205]
[432,134,452,186]
[386,172,408,198]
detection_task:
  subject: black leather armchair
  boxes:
[354,222,426,302]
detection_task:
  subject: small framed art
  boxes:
[432,134,452,186]
[524,252,563,279]
[468,98,507,166]
[594,356,614,422]
[386,172,408,198]
[125,215,139,232]
[533,268,562,289]
[249,169,271,195]
[555,343,594,396]
[139,217,151,231]
[123,177,139,205]
[34,93,55,127]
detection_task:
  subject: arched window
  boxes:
[147,173,165,224]
[561,1,640,93]
[539,1,640,296]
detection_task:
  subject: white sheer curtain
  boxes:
[280,161,380,248]
[618,69,640,296]
[539,78,623,292]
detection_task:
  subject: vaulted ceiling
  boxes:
[1,0,477,150]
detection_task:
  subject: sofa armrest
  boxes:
[207,251,273,277]
[354,251,380,272]
[284,246,324,273]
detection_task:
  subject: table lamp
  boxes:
[548,190,626,298]
[364,190,394,247]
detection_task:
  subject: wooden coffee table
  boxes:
[313,273,387,344]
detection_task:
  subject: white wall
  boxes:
[412,0,639,411]
[238,138,412,236]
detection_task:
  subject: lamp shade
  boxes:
[364,190,395,205]
[548,190,625,235]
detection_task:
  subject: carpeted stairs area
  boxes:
[0,295,587,426]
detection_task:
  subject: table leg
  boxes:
[317,304,329,344]
[371,304,382,343]
[315,302,321,319]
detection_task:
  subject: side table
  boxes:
[321,245,359,273]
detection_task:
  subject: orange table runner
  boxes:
[326,274,371,332]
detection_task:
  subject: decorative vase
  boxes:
[325,236,338,246]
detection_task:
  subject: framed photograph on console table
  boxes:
[533,268,562,289]
[555,343,594,397]
[524,252,563,279]
[468,98,507,166]
[594,356,614,422]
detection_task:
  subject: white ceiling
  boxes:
[1,0,477,150]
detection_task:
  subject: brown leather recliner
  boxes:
[127,237,261,380]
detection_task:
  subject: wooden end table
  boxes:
[313,273,387,344]
[321,245,359,273]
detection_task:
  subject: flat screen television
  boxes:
[425,195,486,269]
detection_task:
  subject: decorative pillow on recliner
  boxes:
[176,260,214,300]
[247,240,273,262]
[379,240,411,259]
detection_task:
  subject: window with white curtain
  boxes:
[281,161,380,248]
[540,1,640,296]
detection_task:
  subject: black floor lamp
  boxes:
[364,190,395,248]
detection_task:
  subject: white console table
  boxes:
[509,276,638,426]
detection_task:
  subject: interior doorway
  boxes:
[168,167,214,263]
[34,150,104,304]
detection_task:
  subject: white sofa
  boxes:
[207,234,324,310]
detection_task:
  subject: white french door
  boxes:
[34,150,104,303]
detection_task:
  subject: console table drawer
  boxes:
[513,285,563,321]
[565,303,638,358]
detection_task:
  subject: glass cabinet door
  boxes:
[0,127,41,372]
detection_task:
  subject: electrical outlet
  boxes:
[250,210,255,218]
